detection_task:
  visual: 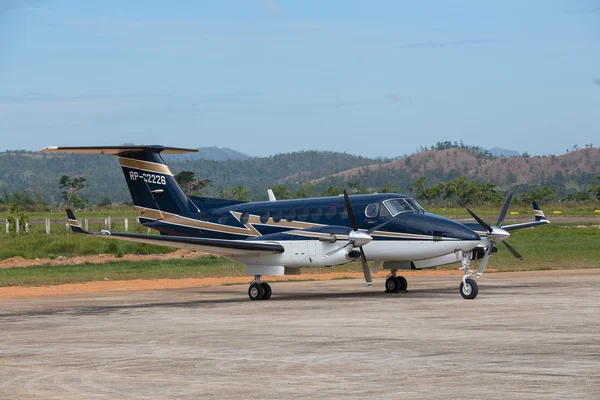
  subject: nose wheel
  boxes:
[460,278,478,299]
[458,250,479,299]
[248,276,272,300]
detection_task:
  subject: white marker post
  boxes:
[124,218,128,232]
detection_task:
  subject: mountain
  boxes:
[166,147,251,161]
[309,148,600,194]
[0,150,378,204]
[488,147,521,157]
[1,147,598,205]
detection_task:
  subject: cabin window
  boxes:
[340,208,348,219]
[365,203,379,218]
[298,207,309,222]
[240,212,249,225]
[285,209,295,222]
[272,209,282,223]
[311,207,322,221]
[325,205,336,220]
[260,210,269,224]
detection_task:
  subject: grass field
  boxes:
[0,233,173,260]
[2,201,599,222]
[0,223,598,287]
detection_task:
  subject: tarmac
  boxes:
[1,269,599,399]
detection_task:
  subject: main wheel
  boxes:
[385,276,401,293]
[260,283,272,300]
[398,276,408,291]
[460,278,479,299]
[248,282,265,300]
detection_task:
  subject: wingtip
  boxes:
[65,208,87,234]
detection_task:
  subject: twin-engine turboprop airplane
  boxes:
[41,145,547,300]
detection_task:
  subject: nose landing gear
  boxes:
[459,250,479,299]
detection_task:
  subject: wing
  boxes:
[503,201,550,232]
[66,209,283,256]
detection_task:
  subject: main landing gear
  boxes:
[385,270,407,293]
[459,250,479,299]
[248,275,272,301]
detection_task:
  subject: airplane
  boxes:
[41,145,548,300]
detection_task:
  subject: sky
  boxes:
[0,0,599,158]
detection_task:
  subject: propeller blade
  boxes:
[343,189,359,232]
[476,245,494,277]
[466,208,493,233]
[359,247,372,287]
[502,241,524,260]
[367,218,394,234]
[497,192,514,227]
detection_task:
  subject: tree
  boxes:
[380,183,399,193]
[218,185,250,202]
[6,202,29,233]
[321,185,344,197]
[175,171,211,195]
[520,186,558,204]
[294,183,316,198]
[271,184,291,200]
[59,175,87,208]
[97,197,112,207]
[589,175,600,201]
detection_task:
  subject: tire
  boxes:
[260,283,272,300]
[398,276,408,291]
[460,278,479,299]
[385,277,401,293]
[248,282,265,300]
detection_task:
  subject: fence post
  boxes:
[66,222,69,232]
[84,219,88,231]
[147,228,151,234]
[46,218,50,235]
[124,218,128,232]
[15,218,19,234]
[5,219,8,233]
[25,222,29,233]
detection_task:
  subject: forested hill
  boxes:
[0,150,379,204]
[310,147,600,195]
[2,146,599,206]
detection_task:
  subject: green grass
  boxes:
[0,233,173,260]
[0,223,598,287]
[429,203,600,218]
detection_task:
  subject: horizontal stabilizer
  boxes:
[40,145,198,155]
[65,209,284,256]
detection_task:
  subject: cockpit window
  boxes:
[383,198,421,216]
[405,198,425,212]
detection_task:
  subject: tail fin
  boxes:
[42,145,198,220]
[532,201,548,222]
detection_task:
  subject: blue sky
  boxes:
[1,0,599,157]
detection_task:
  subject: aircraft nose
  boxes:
[447,220,481,242]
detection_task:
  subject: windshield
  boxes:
[384,199,415,216]
[405,198,425,212]
[383,198,426,216]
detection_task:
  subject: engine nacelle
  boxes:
[232,240,359,268]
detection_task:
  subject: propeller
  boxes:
[343,189,372,287]
[466,193,523,277]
